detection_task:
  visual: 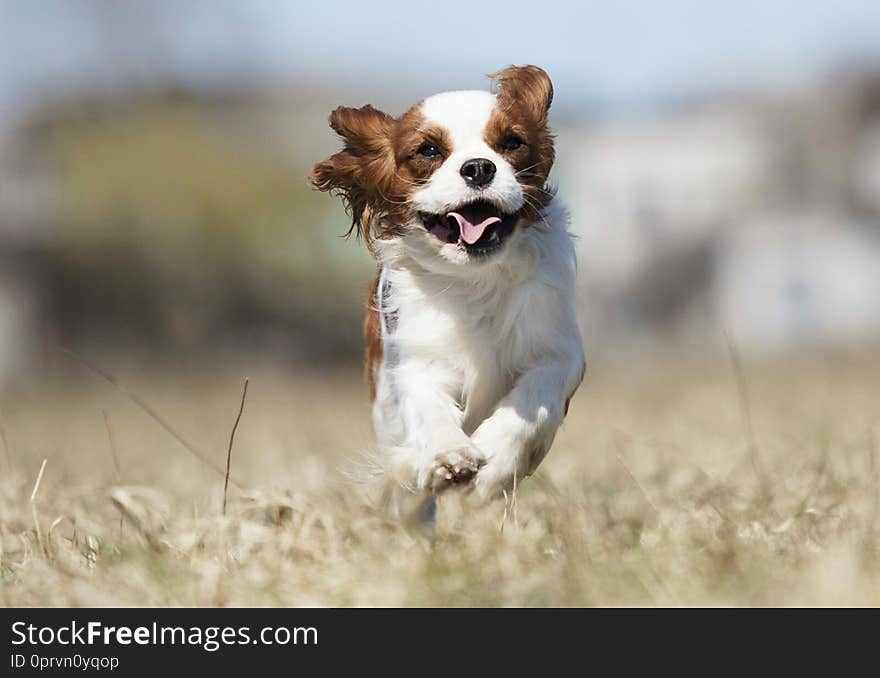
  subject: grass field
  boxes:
[1,352,879,606]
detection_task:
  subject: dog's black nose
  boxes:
[460,158,496,187]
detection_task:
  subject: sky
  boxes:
[2,0,880,120]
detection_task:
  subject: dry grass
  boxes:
[1,352,879,607]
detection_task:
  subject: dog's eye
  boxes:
[500,136,525,152]
[417,143,442,158]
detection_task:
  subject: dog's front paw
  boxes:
[419,449,484,493]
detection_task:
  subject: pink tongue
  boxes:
[448,205,502,245]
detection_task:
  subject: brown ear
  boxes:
[309,104,395,241]
[489,65,554,125]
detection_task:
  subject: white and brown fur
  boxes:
[310,65,585,501]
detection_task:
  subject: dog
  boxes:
[310,65,584,502]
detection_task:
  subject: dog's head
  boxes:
[310,65,555,266]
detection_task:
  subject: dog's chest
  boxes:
[390,268,541,423]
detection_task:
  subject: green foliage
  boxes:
[28,94,373,358]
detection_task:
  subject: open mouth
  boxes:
[419,200,519,255]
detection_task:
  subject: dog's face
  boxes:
[310,65,555,266]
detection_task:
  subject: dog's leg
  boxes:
[391,486,437,541]
[371,273,481,494]
[380,363,485,493]
[472,357,584,500]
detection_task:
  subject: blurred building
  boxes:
[716,211,880,351]
[560,72,880,355]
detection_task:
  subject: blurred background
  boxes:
[2,0,880,381]
[4,1,880,608]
